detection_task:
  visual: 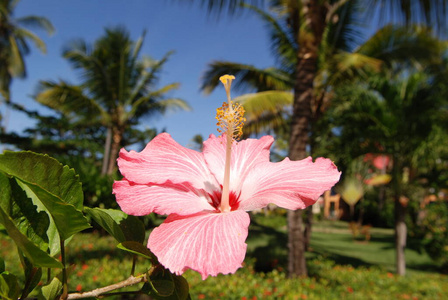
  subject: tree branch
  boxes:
[67,273,149,299]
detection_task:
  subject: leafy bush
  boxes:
[0,151,189,299]
[420,201,448,271]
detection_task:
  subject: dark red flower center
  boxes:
[209,188,240,212]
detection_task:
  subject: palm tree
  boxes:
[197,0,447,165]
[202,5,444,136]
[35,27,190,175]
[0,0,53,129]
[199,0,446,275]
[316,66,448,275]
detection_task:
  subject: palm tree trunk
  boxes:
[287,209,307,276]
[287,0,327,277]
[101,127,112,176]
[287,50,317,277]
[106,127,123,175]
[395,196,407,276]
[304,206,313,251]
[392,156,407,276]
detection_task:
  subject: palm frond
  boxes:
[127,83,185,119]
[324,67,447,166]
[201,61,293,94]
[13,27,47,53]
[63,39,115,104]
[130,97,190,120]
[147,83,181,99]
[131,29,146,61]
[0,0,53,98]
[35,80,108,122]
[243,3,296,72]
[7,34,26,77]
[16,15,55,35]
[357,25,446,68]
[363,0,448,37]
[127,51,175,105]
[154,98,191,113]
[177,0,264,16]
[319,51,382,87]
[9,0,20,11]
[140,51,175,88]
[324,0,365,52]
[234,90,292,136]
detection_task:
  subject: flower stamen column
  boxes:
[216,75,245,212]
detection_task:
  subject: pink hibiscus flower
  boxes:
[113,75,341,279]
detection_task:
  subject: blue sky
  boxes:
[8,0,275,148]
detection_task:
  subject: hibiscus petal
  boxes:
[203,134,274,193]
[113,180,215,216]
[148,210,250,279]
[238,157,341,211]
[117,133,219,193]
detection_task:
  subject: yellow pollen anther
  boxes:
[216,101,246,140]
[216,75,245,140]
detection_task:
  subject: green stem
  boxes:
[60,239,68,300]
[47,268,51,284]
[19,266,38,299]
[130,255,137,276]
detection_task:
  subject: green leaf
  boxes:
[117,241,156,261]
[0,172,12,215]
[85,208,145,243]
[144,268,190,300]
[0,206,62,268]
[2,174,52,254]
[0,151,91,241]
[39,276,62,300]
[117,214,145,243]
[145,268,175,298]
[170,275,190,300]
[16,180,90,241]
[0,151,84,209]
[0,272,20,300]
[10,178,50,251]
[84,207,125,242]
[45,219,60,256]
[150,280,175,297]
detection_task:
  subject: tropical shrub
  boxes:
[419,200,448,272]
[0,151,190,299]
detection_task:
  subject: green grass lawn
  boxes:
[248,214,438,274]
[309,230,437,274]
[1,214,447,299]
